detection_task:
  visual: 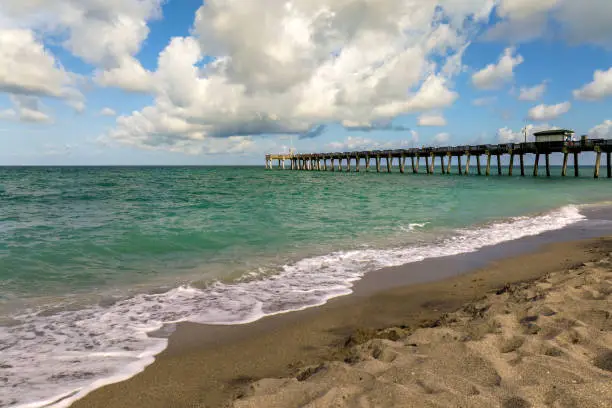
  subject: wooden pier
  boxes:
[265,137,612,178]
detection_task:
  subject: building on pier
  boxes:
[534,129,574,143]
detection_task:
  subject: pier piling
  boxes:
[574,152,579,177]
[509,151,514,176]
[595,148,601,178]
[545,153,550,177]
[520,153,525,176]
[376,156,381,173]
[476,155,481,176]
[486,152,491,176]
[562,152,568,176]
[533,153,539,177]
[464,153,470,176]
[429,153,435,174]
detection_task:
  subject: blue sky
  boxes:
[0,0,611,165]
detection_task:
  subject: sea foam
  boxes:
[0,205,585,408]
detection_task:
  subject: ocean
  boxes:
[1,165,611,407]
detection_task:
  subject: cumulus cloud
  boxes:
[518,81,547,101]
[472,47,523,90]
[0,0,162,93]
[105,0,496,153]
[527,102,571,121]
[588,119,612,139]
[100,108,117,117]
[340,120,412,133]
[497,123,558,143]
[485,0,612,48]
[0,29,70,97]
[327,132,419,151]
[94,57,153,93]
[484,0,557,42]
[573,67,612,101]
[0,28,85,112]
[0,95,52,123]
[418,112,447,126]
[553,0,612,48]
[432,132,450,145]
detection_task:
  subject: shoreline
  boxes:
[71,233,612,408]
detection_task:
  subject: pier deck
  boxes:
[265,139,612,178]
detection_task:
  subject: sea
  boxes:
[1,165,611,407]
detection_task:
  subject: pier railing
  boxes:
[265,139,612,178]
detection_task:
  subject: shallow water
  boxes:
[0,166,611,407]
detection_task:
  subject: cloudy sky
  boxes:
[1,0,611,165]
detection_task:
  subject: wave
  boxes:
[399,222,429,232]
[0,205,586,408]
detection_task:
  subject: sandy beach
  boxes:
[71,236,612,408]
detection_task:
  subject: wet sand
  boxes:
[72,235,612,408]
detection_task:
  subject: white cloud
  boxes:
[472,96,497,106]
[0,95,52,123]
[105,1,497,153]
[471,47,523,90]
[327,136,385,151]
[418,112,447,126]
[553,0,612,48]
[432,132,450,145]
[573,67,612,101]
[100,108,117,117]
[527,101,571,121]
[496,0,560,20]
[518,81,547,101]
[485,0,612,48]
[588,119,612,139]
[0,29,74,98]
[497,123,558,143]
[94,57,153,93]
[0,28,85,114]
[0,0,162,93]
[327,132,419,151]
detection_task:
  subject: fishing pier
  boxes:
[265,130,612,178]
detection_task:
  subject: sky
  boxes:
[1,0,612,165]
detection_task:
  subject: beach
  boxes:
[71,235,612,408]
[3,1,612,406]
[2,167,612,408]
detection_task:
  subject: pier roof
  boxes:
[533,129,574,136]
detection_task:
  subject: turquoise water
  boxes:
[0,165,611,407]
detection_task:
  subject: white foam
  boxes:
[400,222,429,232]
[0,205,586,408]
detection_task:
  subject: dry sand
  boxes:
[72,237,612,408]
[234,245,612,407]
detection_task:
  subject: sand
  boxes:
[72,237,612,408]
[234,245,612,407]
